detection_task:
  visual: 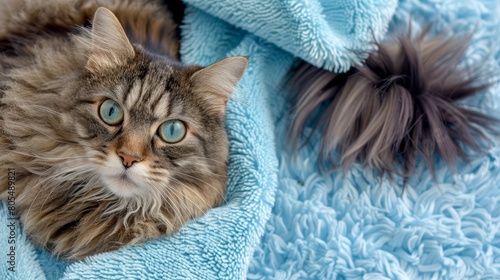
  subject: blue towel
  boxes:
[0,0,396,279]
[249,0,500,279]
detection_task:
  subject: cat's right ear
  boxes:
[86,7,135,73]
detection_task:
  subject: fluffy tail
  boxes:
[289,28,498,177]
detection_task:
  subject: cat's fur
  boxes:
[289,28,497,177]
[0,1,248,260]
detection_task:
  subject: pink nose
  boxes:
[117,151,142,168]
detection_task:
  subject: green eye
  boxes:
[99,99,124,125]
[158,120,186,143]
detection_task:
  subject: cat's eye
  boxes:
[99,99,124,125]
[158,120,186,143]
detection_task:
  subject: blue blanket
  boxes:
[2,0,499,279]
[249,0,500,279]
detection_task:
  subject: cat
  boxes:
[0,0,247,260]
[288,27,498,177]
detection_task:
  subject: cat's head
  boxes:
[69,8,248,201]
[1,7,247,258]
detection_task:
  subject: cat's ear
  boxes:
[86,7,135,72]
[190,56,248,113]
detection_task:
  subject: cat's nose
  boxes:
[117,150,142,168]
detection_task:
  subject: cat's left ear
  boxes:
[86,7,135,72]
[190,56,248,113]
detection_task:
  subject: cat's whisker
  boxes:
[25,181,56,221]
[38,182,65,214]
[33,166,94,183]
[68,174,107,204]
[22,162,97,220]
[167,177,212,217]
[166,177,224,229]
[35,168,95,214]
[171,164,227,179]
[151,186,179,230]
[154,182,191,229]
[23,162,91,218]
[187,156,228,165]
[174,172,228,205]
[151,179,194,228]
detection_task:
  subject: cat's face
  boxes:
[71,58,228,200]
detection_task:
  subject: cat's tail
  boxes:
[0,0,183,58]
[288,28,498,177]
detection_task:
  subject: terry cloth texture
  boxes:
[0,0,395,278]
[249,0,500,279]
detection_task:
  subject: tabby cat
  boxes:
[0,0,247,260]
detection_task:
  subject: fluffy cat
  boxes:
[288,28,497,177]
[0,0,247,260]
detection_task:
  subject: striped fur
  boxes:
[0,2,247,260]
[0,0,182,58]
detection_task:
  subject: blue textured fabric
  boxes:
[249,0,500,279]
[181,0,396,72]
[0,0,395,279]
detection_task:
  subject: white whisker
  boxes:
[174,172,228,205]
